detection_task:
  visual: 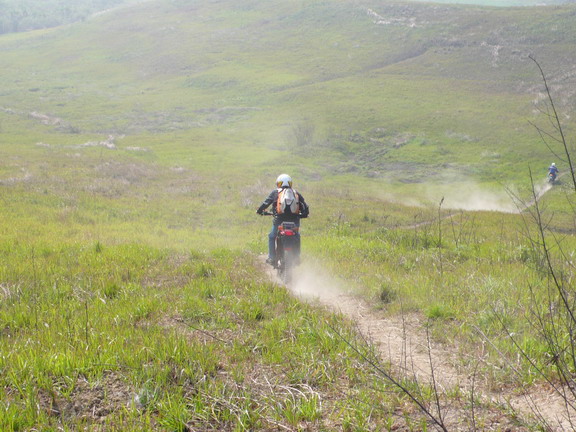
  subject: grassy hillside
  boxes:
[0,0,146,34]
[2,0,576,429]
[409,0,576,5]
[1,0,575,193]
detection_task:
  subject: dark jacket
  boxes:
[257,187,309,223]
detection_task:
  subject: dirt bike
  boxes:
[261,212,300,284]
[548,172,558,184]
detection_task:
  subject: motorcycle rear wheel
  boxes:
[278,253,294,284]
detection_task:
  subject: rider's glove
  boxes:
[256,205,266,215]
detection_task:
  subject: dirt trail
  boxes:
[403,176,558,230]
[258,178,573,428]
[261,258,575,430]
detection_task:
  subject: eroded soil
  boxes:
[261,257,576,431]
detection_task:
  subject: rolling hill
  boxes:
[2,0,576,429]
[1,0,575,194]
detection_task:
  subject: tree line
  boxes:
[0,0,139,34]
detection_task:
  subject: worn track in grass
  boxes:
[260,256,575,430]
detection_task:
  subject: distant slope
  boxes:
[0,0,575,187]
[407,0,576,6]
[0,0,146,34]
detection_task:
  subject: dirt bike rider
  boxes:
[256,174,309,266]
[548,162,559,181]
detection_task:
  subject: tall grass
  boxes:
[316,197,576,389]
[2,0,576,428]
[0,239,408,430]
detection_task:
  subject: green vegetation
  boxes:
[0,0,144,34]
[408,0,575,6]
[0,241,400,430]
[2,0,575,192]
[2,0,576,429]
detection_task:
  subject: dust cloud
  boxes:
[532,178,553,204]
[288,261,346,305]
[376,182,522,213]
[410,178,556,214]
[421,182,518,213]
[412,176,558,214]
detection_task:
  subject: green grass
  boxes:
[0,241,404,430]
[305,192,576,384]
[2,0,576,428]
[1,0,573,206]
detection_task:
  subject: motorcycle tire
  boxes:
[281,251,294,284]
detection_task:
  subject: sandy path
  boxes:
[261,258,575,430]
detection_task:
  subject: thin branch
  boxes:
[529,55,576,191]
[528,120,567,162]
[329,324,448,432]
[426,325,445,425]
[529,168,576,327]
[493,310,576,413]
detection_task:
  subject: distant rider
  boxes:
[256,174,309,266]
[548,162,559,181]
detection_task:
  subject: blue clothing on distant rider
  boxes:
[548,165,559,183]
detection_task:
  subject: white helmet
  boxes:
[552,162,556,167]
[276,173,292,188]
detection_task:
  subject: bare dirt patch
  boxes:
[0,168,33,186]
[157,314,236,346]
[38,373,133,424]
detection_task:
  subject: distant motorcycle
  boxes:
[262,212,300,284]
[548,172,557,184]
